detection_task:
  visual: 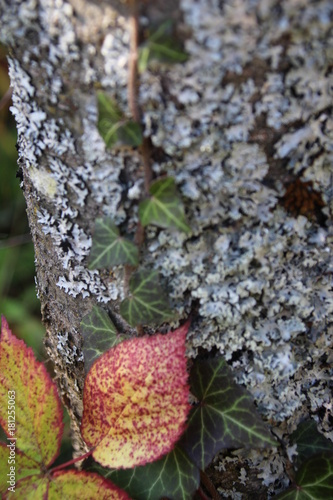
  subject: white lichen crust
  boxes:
[1,0,332,493]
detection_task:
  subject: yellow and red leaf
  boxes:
[81,323,190,469]
[49,470,131,499]
[0,443,40,492]
[1,470,130,500]
[0,316,63,467]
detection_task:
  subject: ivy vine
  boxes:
[80,8,278,499]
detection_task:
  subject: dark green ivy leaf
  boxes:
[138,20,188,72]
[88,218,139,269]
[275,452,333,499]
[120,269,172,326]
[291,420,333,468]
[139,177,191,233]
[180,358,275,469]
[97,92,142,148]
[81,306,126,372]
[104,445,199,500]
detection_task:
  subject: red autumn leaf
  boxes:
[0,443,40,493]
[0,316,63,467]
[81,322,190,469]
[2,469,130,499]
[0,318,131,499]
[49,470,131,499]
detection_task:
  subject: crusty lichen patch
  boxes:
[1,0,332,494]
[142,0,333,493]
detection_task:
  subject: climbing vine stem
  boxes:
[128,0,140,124]
[124,0,153,302]
[128,0,152,194]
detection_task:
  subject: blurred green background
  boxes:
[0,44,45,359]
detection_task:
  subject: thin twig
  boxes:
[123,222,145,293]
[0,233,32,249]
[197,487,211,500]
[200,469,221,500]
[134,221,145,247]
[136,324,144,336]
[0,86,12,111]
[128,0,140,123]
[127,0,153,195]
[123,263,135,295]
[124,0,155,334]
[141,137,153,194]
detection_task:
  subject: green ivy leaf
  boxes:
[120,269,172,326]
[180,358,275,469]
[88,218,139,269]
[91,445,199,500]
[138,20,188,72]
[97,92,142,148]
[116,121,143,148]
[139,177,191,233]
[80,306,126,372]
[275,452,333,499]
[291,420,333,468]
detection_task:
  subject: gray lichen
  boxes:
[1,0,332,494]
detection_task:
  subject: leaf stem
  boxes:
[49,449,93,474]
[200,469,221,500]
[197,487,211,500]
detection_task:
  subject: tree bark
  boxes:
[1,0,332,496]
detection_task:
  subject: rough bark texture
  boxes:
[1,0,332,496]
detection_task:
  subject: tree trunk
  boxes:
[1,0,332,496]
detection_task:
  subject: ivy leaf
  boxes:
[275,452,333,499]
[120,269,172,326]
[81,306,127,372]
[0,316,63,466]
[97,92,142,148]
[88,218,139,269]
[81,324,190,469]
[0,317,130,500]
[180,357,275,469]
[97,445,199,500]
[138,20,188,72]
[291,420,333,468]
[139,177,191,233]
